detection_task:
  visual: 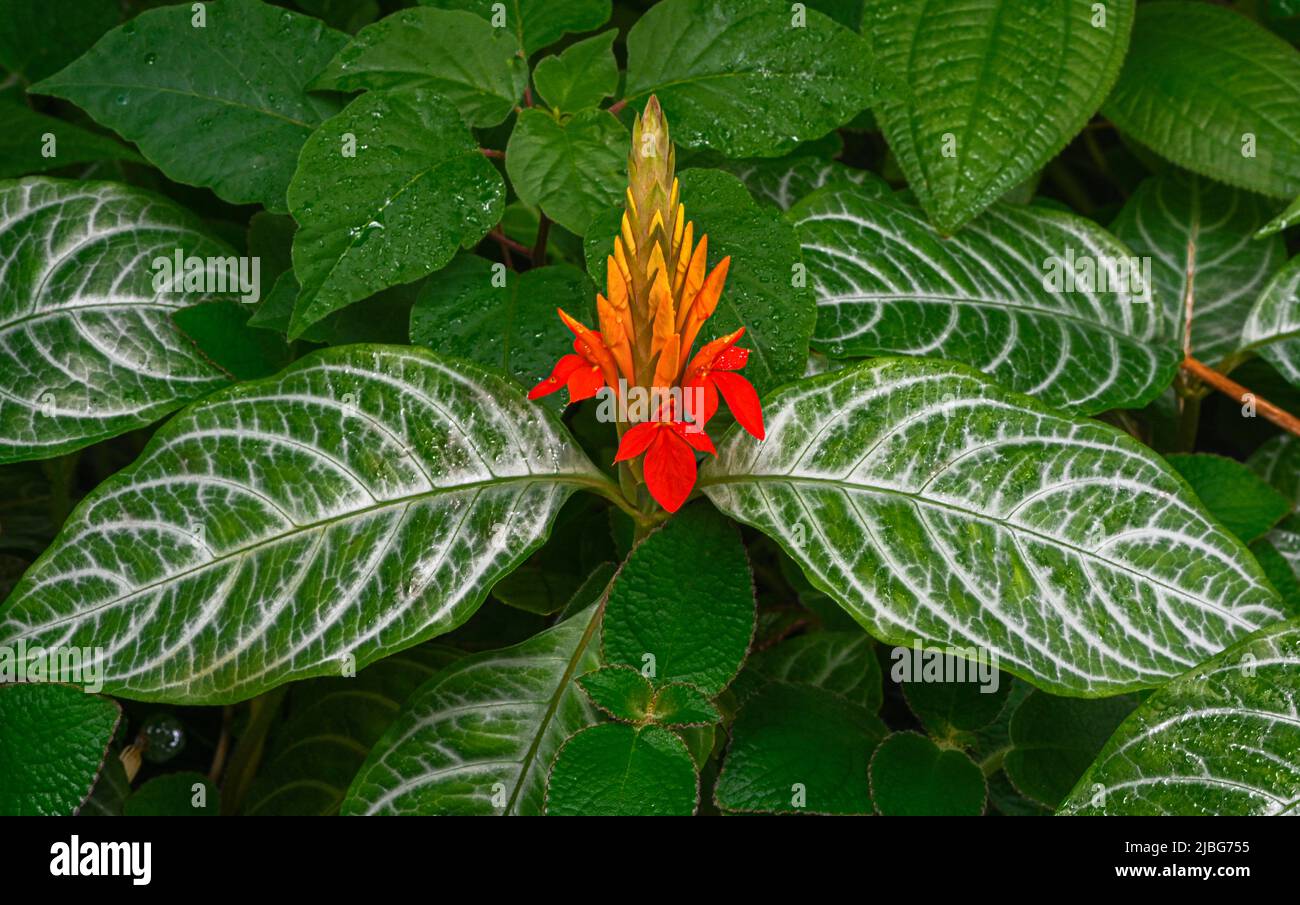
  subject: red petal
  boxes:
[614,421,659,462]
[683,377,719,428]
[679,423,716,455]
[712,346,749,371]
[712,371,765,439]
[566,365,605,402]
[528,354,584,400]
[642,431,697,513]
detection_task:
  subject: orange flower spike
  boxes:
[652,334,680,389]
[596,294,635,384]
[649,269,676,359]
[678,256,731,365]
[675,235,709,332]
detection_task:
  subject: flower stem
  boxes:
[1181,355,1300,439]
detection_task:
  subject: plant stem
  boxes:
[980,746,1009,778]
[1181,355,1300,439]
[532,213,550,266]
[218,687,287,815]
[1176,391,1202,452]
[208,704,233,784]
[608,98,627,116]
[479,148,504,159]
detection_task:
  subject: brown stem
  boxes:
[607,98,627,116]
[208,705,233,784]
[524,85,534,108]
[479,147,505,159]
[489,229,530,266]
[532,213,550,265]
[1182,355,1300,439]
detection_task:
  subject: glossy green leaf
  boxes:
[624,0,872,158]
[506,108,627,236]
[0,178,233,465]
[287,88,504,338]
[1167,453,1292,544]
[900,662,1011,741]
[0,683,121,816]
[545,722,698,816]
[714,681,885,815]
[124,772,219,816]
[700,358,1288,697]
[1003,690,1138,809]
[533,30,618,113]
[791,185,1176,414]
[726,156,887,211]
[1241,255,1300,390]
[650,683,720,727]
[578,664,653,722]
[586,169,817,395]
[1102,2,1300,201]
[603,504,755,696]
[244,646,453,815]
[1060,617,1300,816]
[869,731,986,816]
[0,0,119,84]
[0,346,608,703]
[0,100,142,178]
[409,255,593,407]
[1110,171,1286,366]
[747,631,882,712]
[1257,194,1300,238]
[868,0,1134,233]
[343,602,604,815]
[310,8,527,128]
[31,0,347,211]
[420,0,611,56]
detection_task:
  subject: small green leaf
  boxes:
[1103,2,1300,201]
[1248,434,1300,505]
[868,732,986,816]
[31,0,348,211]
[868,0,1135,232]
[1060,617,1300,816]
[546,722,698,815]
[0,178,233,465]
[124,772,219,816]
[1167,453,1292,544]
[650,683,721,727]
[1003,690,1138,809]
[603,503,756,696]
[506,108,627,236]
[287,88,504,338]
[900,662,1011,741]
[1241,255,1300,391]
[586,169,818,395]
[791,185,1178,414]
[533,29,618,113]
[700,358,1287,697]
[0,683,121,816]
[624,0,872,158]
[173,302,293,382]
[344,603,605,816]
[421,0,611,56]
[714,682,884,815]
[577,665,653,722]
[748,631,882,712]
[310,8,527,128]
[409,254,594,406]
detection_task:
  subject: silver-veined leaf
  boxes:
[1241,255,1300,390]
[342,601,604,816]
[790,185,1177,414]
[1111,171,1286,366]
[1059,617,1300,815]
[0,178,232,465]
[700,358,1287,697]
[0,346,608,704]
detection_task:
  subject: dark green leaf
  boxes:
[0,99,142,178]
[650,682,720,727]
[533,30,618,113]
[286,88,504,338]
[748,630,881,712]
[868,731,986,816]
[0,0,119,84]
[310,8,527,128]
[420,0,611,56]
[1167,453,1292,544]
[506,108,627,235]
[545,722,698,815]
[577,664,653,722]
[124,772,219,816]
[31,0,348,211]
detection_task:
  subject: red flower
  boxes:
[682,327,765,439]
[528,309,619,405]
[614,414,716,514]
